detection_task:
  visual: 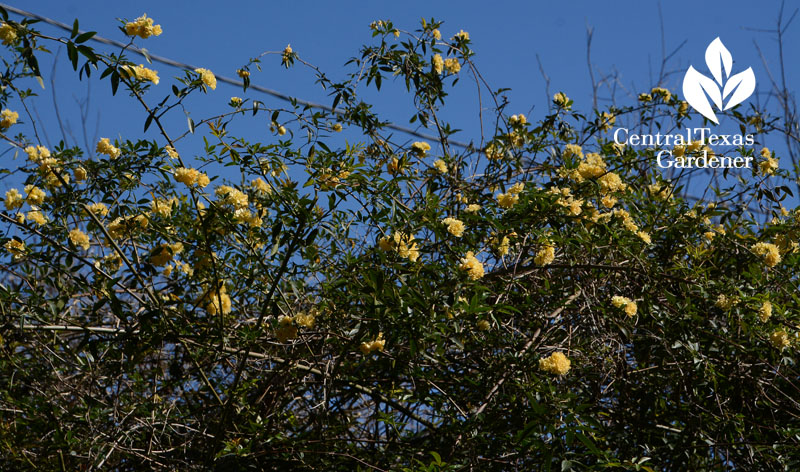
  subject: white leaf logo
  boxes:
[682,37,755,124]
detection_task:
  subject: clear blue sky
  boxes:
[3,0,798,204]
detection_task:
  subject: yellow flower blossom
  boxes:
[215,185,249,209]
[770,330,791,350]
[715,294,738,310]
[123,64,159,84]
[553,92,571,109]
[203,284,232,315]
[150,242,183,266]
[453,29,469,41]
[758,301,772,322]
[611,295,638,317]
[379,231,420,262]
[125,14,162,39]
[0,109,18,130]
[251,178,272,194]
[96,138,121,159]
[360,332,386,355]
[599,111,616,131]
[534,244,555,266]
[443,57,461,74]
[459,251,485,280]
[465,204,481,213]
[295,312,316,328]
[651,87,672,102]
[68,228,90,250]
[85,202,109,217]
[74,166,87,182]
[4,188,23,210]
[751,242,781,267]
[0,22,17,45]
[237,69,250,78]
[27,210,47,226]
[195,68,217,90]
[442,217,465,237]
[539,352,571,375]
[24,185,45,205]
[563,144,583,159]
[433,159,448,173]
[175,167,210,188]
[411,141,431,156]
[4,239,25,259]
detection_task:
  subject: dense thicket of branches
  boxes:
[1,9,799,471]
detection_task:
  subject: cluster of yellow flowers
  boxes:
[443,57,461,74]
[611,295,638,317]
[360,332,386,355]
[465,203,481,213]
[24,185,45,206]
[175,167,210,188]
[122,64,159,85]
[432,54,444,75]
[433,159,448,174]
[553,92,571,109]
[24,145,51,163]
[202,283,232,316]
[758,147,779,176]
[459,251,485,280]
[96,138,121,159]
[68,228,91,251]
[770,330,791,350]
[125,14,162,39]
[215,185,249,209]
[107,214,149,240]
[84,202,109,218]
[4,188,23,210]
[751,242,781,267]
[648,182,673,201]
[497,182,524,209]
[534,243,555,266]
[317,169,350,190]
[378,231,420,262]
[0,22,17,45]
[549,187,584,216]
[442,217,465,237]
[491,233,513,257]
[27,210,47,226]
[411,141,431,156]
[650,87,672,102]
[150,242,184,266]
[508,114,527,127]
[0,108,19,130]
[484,142,503,160]
[609,208,650,244]
[150,198,176,217]
[453,29,470,41]
[194,68,217,90]
[715,294,739,310]
[165,145,179,159]
[758,301,773,322]
[598,111,616,132]
[251,178,272,195]
[281,44,294,67]
[563,144,583,159]
[4,239,25,260]
[539,351,571,375]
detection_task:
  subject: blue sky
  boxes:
[3,0,798,205]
